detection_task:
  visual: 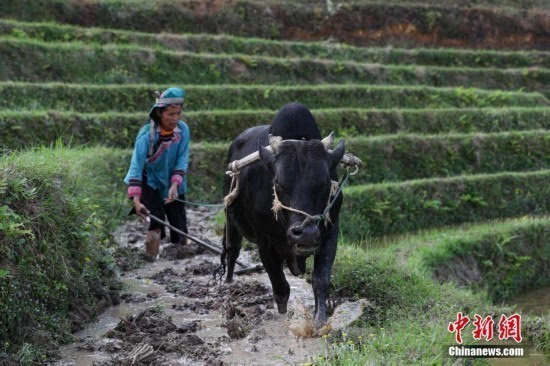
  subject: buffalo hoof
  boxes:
[274,293,289,314]
[276,301,288,314]
[314,313,327,329]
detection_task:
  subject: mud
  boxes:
[55,207,328,365]
[160,242,205,261]
[93,307,225,365]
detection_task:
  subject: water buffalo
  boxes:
[220,103,345,327]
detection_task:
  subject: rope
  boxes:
[272,189,323,222]
[271,168,351,228]
[223,161,240,208]
[173,198,224,208]
[170,162,241,209]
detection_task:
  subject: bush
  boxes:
[0,146,128,360]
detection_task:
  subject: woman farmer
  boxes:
[124,87,190,259]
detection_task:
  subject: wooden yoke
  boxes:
[226,133,362,176]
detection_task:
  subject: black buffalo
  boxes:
[221,103,345,327]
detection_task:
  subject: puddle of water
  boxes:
[481,339,546,366]
[508,287,550,317]
[484,286,549,366]
[56,352,110,366]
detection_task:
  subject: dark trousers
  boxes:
[141,183,188,243]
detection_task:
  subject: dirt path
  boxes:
[54,207,325,365]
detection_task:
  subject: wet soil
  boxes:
[55,206,325,366]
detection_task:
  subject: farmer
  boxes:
[124,87,190,259]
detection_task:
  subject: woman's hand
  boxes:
[133,196,150,222]
[165,183,179,204]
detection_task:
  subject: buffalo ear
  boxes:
[258,141,275,171]
[329,139,346,169]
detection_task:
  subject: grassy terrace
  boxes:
[1,38,549,91]
[2,109,549,146]
[4,130,546,217]
[341,170,550,239]
[325,216,549,364]
[188,132,549,201]
[0,0,547,50]
[3,82,547,111]
[410,217,550,302]
[380,216,550,301]
[169,137,550,208]
[2,19,550,68]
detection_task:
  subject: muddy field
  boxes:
[54,207,327,365]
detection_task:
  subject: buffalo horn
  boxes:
[322,131,335,150]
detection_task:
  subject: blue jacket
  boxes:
[124,120,190,200]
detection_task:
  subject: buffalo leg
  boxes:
[312,226,338,328]
[259,244,290,314]
[224,220,243,283]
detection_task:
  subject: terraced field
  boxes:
[0,3,549,364]
[1,18,549,204]
[1,0,549,48]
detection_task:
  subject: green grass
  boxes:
[415,217,549,302]
[3,128,548,207]
[2,19,550,68]
[2,108,550,147]
[375,216,550,302]
[1,37,549,91]
[341,170,550,240]
[0,145,128,362]
[344,131,550,184]
[2,81,547,112]
[324,243,489,365]
[315,217,550,364]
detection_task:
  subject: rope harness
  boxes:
[223,161,241,208]
[271,166,356,229]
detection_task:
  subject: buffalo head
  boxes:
[258,133,345,257]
